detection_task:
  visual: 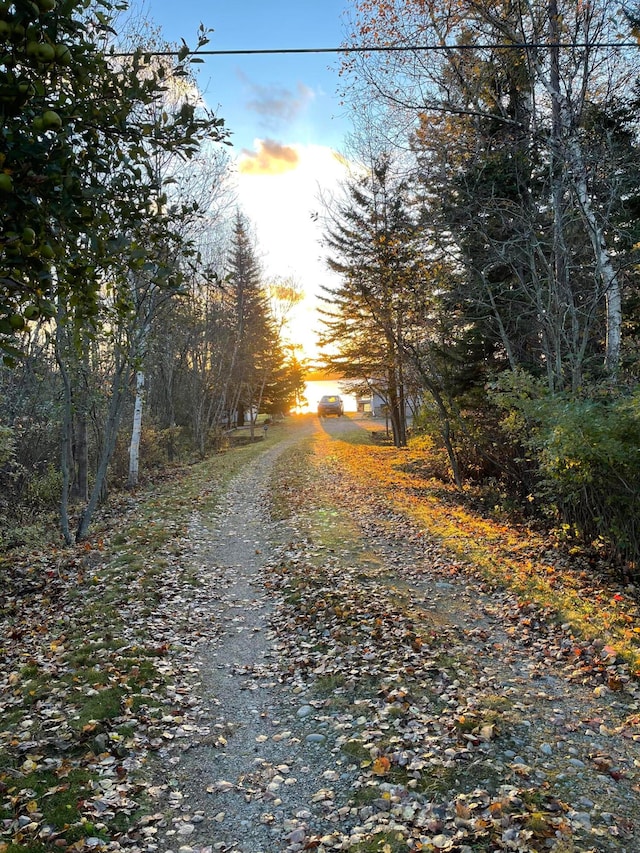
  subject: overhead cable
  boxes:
[111,41,640,58]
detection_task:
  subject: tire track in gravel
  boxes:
[163,424,356,853]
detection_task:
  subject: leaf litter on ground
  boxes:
[2,416,640,853]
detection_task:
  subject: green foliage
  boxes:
[25,463,62,507]
[320,153,419,447]
[0,422,29,536]
[0,0,229,358]
[0,422,15,465]
[538,394,640,558]
[491,371,640,566]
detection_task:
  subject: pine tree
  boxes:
[226,213,277,429]
[321,156,422,447]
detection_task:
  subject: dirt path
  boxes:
[151,416,640,853]
[152,424,352,853]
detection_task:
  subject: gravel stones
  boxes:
[124,421,640,851]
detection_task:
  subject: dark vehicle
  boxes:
[318,394,344,417]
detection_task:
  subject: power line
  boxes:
[112,41,640,58]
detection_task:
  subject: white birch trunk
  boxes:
[565,138,622,375]
[128,370,144,488]
[521,0,624,379]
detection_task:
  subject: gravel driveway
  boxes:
[148,417,640,853]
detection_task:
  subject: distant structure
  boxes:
[355,389,385,417]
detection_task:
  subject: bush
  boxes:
[412,396,526,486]
[25,463,64,508]
[111,424,185,484]
[0,424,27,509]
[491,371,640,567]
[537,393,640,562]
[407,410,453,481]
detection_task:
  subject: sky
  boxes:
[130,0,357,361]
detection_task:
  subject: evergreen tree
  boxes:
[225,213,277,429]
[321,155,422,448]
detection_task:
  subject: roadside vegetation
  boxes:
[1,428,277,853]
[318,0,640,576]
[266,419,640,851]
[0,0,305,548]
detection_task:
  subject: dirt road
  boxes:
[150,416,640,852]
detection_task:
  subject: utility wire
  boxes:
[111,41,640,58]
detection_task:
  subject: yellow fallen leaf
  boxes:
[372,756,391,775]
[455,801,471,819]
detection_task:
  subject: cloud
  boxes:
[238,139,300,176]
[235,143,352,357]
[239,73,314,130]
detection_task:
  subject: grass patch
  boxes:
[416,761,504,798]
[314,673,347,695]
[269,440,315,520]
[2,768,92,826]
[70,686,125,730]
[480,694,514,712]
[349,831,410,852]
[341,739,371,761]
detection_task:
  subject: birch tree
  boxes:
[344,0,640,381]
[54,33,228,540]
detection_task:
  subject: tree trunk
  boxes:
[544,1,622,379]
[55,312,73,546]
[403,342,463,488]
[128,370,145,488]
[75,360,128,542]
[385,339,407,448]
[566,135,622,375]
[71,412,89,502]
[70,345,90,502]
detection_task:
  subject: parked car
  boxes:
[318,394,344,417]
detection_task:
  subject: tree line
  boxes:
[319,0,640,571]
[0,0,304,545]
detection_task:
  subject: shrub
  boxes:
[411,395,526,486]
[491,371,640,568]
[0,424,27,510]
[25,463,63,508]
[111,424,185,484]
[536,393,640,562]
